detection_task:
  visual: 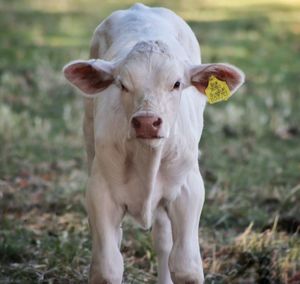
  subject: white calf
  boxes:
[63,3,244,284]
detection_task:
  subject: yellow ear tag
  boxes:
[205,75,231,104]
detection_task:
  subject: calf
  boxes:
[63,3,244,284]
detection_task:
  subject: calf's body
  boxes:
[64,4,244,283]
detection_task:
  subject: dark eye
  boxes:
[173,81,181,90]
[120,82,128,92]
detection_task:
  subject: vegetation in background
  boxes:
[0,0,299,283]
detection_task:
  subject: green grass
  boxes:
[0,0,299,283]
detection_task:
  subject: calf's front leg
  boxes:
[168,171,205,284]
[86,162,125,284]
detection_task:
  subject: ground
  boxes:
[0,0,299,283]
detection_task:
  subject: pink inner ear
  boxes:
[191,64,244,94]
[64,63,114,95]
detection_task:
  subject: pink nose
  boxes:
[131,116,162,139]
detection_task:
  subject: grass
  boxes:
[0,0,299,283]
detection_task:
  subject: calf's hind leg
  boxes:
[152,207,173,284]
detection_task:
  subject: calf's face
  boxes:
[63,41,244,147]
[116,43,185,146]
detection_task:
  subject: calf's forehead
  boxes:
[116,40,185,90]
[119,54,183,90]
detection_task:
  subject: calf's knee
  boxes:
[169,244,204,284]
[89,250,123,284]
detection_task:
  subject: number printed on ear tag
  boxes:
[205,75,231,104]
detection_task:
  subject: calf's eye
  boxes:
[173,81,181,90]
[120,82,129,92]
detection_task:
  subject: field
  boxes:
[0,0,299,283]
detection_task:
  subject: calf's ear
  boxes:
[63,59,114,96]
[190,63,245,95]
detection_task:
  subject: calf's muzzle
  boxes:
[131,116,162,139]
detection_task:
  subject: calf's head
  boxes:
[63,40,244,147]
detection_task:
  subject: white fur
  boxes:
[63,3,244,284]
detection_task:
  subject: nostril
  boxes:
[153,117,162,128]
[132,117,141,129]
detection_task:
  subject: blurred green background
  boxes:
[0,0,299,283]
